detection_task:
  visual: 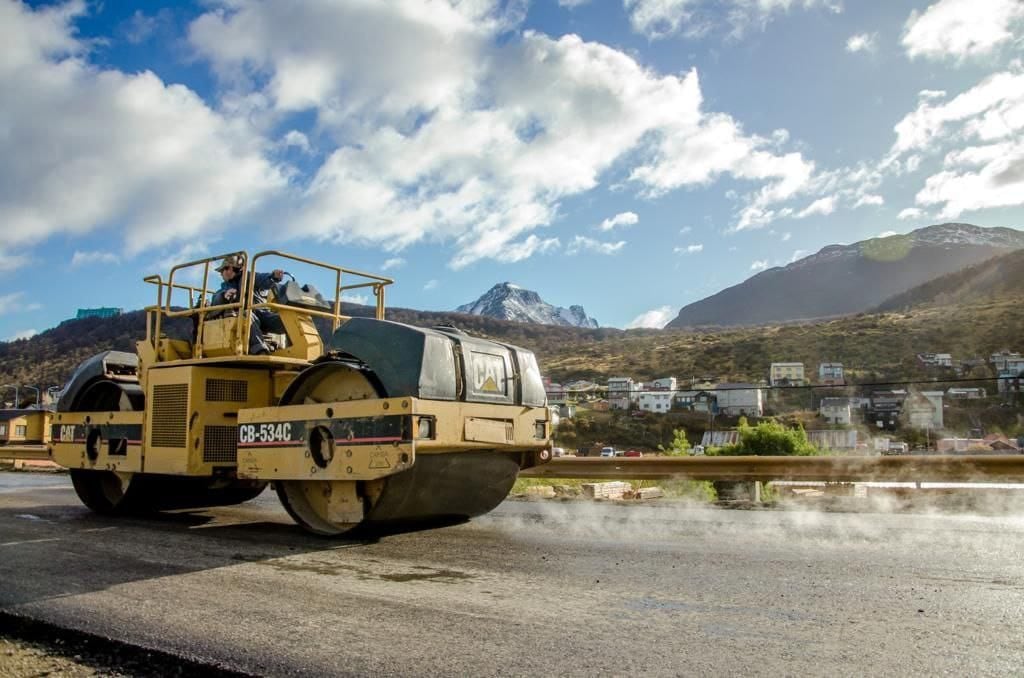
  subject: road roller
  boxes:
[48,251,551,535]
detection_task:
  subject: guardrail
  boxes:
[520,455,1024,483]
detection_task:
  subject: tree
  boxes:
[717,418,818,456]
[659,428,692,456]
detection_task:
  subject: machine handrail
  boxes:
[144,250,394,358]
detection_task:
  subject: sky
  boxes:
[1,0,1023,340]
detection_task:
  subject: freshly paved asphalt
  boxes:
[1,471,1023,676]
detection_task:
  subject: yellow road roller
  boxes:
[49,251,551,535]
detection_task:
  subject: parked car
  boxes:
[551,447,566,458]
[600,446,616,457]
[624,449,643,457]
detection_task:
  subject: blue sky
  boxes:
[2,0,1023,339]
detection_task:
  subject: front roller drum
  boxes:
[274,362,523,536]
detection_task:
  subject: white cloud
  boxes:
[795,195,836,218]
[781,232,791,241]
[845,32,877,53]
[854,193,885,207]
[381,257,406,271]
[0,250,31,272]
[567,236,627,255]
[887,67,1024,218]
[626,305,675,329]
[598,211,639,231]
[679,225,692,234]
[280,130,311,153]
[70,250,119,267]
[902,0,1024,61]
[624,0,842,40]
[750,259,769,271]
[341,292,369,306]
[423,279,438,291]
[189,3,818,265]
[876,230,899,237]
[788,249,808,263]
[897,207,924,220]
[673,243,704,253]
[6,329,37,341]
[0,1,286,256]
[0,292,40,315]
[558,0,591,6]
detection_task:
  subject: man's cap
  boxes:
[215,254,245,272]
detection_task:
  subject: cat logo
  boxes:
[472,351,506,394]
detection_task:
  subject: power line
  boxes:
[548,375,1020,395]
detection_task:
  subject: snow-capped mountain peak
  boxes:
[456,283,599,328]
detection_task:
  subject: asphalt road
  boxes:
[1,472,1023,677]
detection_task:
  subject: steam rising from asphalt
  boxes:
[475,490,1024,550]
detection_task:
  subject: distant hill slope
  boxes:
[456,282,599,328]
[873,249,1024,311]
[666,223,1024,328]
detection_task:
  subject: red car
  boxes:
[624,449,643,457]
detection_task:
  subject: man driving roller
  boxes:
[212,254,286,355]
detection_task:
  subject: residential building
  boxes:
[649,377,678,391]
[946,387,986,399]
[769,362,805,386]
[607,377,633,410]
[868,389,907,430]
[819,397,852,425]
[675,389,717,413]
[818,362,845,385]
[544,380,567,406]
[917,353,953,367]
[638,390,675,413]
[558,404,576,419]
[75,307,122,320]
[714,383,764,417]
[0,410,46,445]
[907,391,944,430]
[990,351,1024,373]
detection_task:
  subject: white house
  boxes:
[917,353,953,367]
[819,397,852,425]
[638,391,675,413]
[946,387,986,399]
[649,376,678,391]
[770,362,805,386]
[818,362,845,385]
[715,383,764,417]
[908,391,944,430]
[990,351,1024,373]
[607,377,633,410]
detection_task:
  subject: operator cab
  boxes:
[141,250,393,366]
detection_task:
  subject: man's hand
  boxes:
[272,269,284,281]
[223,288,238,302]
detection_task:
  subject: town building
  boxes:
[946,387,986,399]
[917,352,953,367]
[907,391,944,430]
[819,397,852,425]
[868,389,907,430]
[638,391,675,413]
[714,383,764,417]
[818,362,845,385]
[649,377,678,391]
[990,351,1024,373]
[606,377,634,410]
[75,307,123,320]
[544,380,567,406]
[769,362,805,386]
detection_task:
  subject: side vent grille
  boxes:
[205,379,248,402]
[151,384,188,448]
[203,425,238,464]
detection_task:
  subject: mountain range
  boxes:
[455,282,599,328]
[666,223,1024,328]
